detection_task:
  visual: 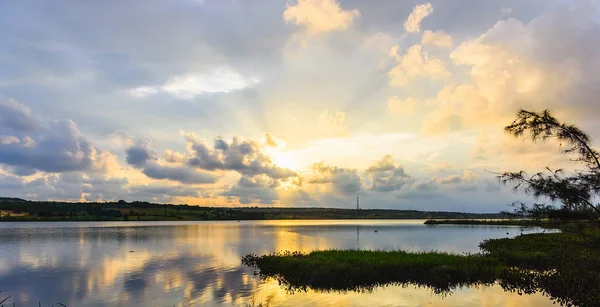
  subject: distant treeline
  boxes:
[0,198,506,221]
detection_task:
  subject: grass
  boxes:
[0,291,67,307]
[243,229,600,307]
[244,294,274,307]
[243,250,501,294]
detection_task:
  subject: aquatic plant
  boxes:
[243,230,600,307]
[244,293,273,307]
[0,292,66,307]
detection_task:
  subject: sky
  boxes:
[1,0,599,212]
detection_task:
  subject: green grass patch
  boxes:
[243,250,502,293]
[243,230,600,307]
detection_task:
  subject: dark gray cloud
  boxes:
[0,119,111,173]
[310,162,362,194]
[3,165,37,176]
[124,134,297,185]
[124,133,299,187]
[142,163,217,185]
[125,139,218,185]
[223,175,278,205]
[0,99,115,173]
[125,141,156,167]
[185,135,297,179]
[0,98,40,131]
[366,155,412,192]
[0,173,26,190]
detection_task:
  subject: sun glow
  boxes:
[269,149,299,171]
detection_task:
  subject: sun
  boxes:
[269,149,299,171]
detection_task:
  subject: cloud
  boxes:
[125,140,218,185]
[404,3,433,33]
[283,0,360,35]
[388,96,416,115]
[396,179,441,199]
[125,140,156,167]
[317,111,348,137]
[141,164,217,185]
[448,1,600,125]
[436,170,477,185]
[130,68,259,99]
[0,98,40,132]
[422,84,490,135]
[0,99,117,174]
[388,45,450,87]
[1,172,130,202]
[184,134,297,179]
[0,169,212,203]
[164,150,187,163]
[223,175,278,205]
[263,132,285,148]
[500,7,513,15]
[309,162,362,194]
[366,155,411,192]
[125,133,296,186]
[421,30,453,49]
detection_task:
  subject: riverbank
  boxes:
[243,229,600,307]
[0,199,505,222]
[424,219,547,226]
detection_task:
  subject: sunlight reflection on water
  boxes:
[0,220,557,306]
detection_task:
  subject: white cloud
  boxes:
[130,68,260,99]
[500,7,513,15]
[404,3,434,33]
[421,30,453,49]
[283,0,360,35]
[318,111,348,137]
[388,44,451,87]
[128,86,158,97]
[441,1,600,134]
[388,96,416,115]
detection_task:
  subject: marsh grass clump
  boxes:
[243,230,600,307]
[243,250,502,294]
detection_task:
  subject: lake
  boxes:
[0,220,557,306]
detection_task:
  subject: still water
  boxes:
[0,220,556,306]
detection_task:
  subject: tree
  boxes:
[500,109,600,221]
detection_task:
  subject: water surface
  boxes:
[0,220,557,306]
